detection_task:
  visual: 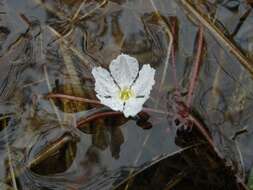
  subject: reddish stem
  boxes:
[188,114,216,152]
[186,26,205,107]
[170,17,180,95]
[46,93,174,116]
[76,111,123,129]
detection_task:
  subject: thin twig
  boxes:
[27,134,73,168]
[6,145,18,190]
[4,119,18,190]
[19,13,32,27]
[164,170,188,190]
[72,0,87,21]
[43,65,62,124]
[77,0,108,21]
[22,79,46,88]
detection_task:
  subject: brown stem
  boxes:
[46,93,103,105]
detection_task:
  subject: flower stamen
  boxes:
[119,88,134,101]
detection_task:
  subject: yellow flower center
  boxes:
[119,88,134,101]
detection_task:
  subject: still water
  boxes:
[0,0,253,189]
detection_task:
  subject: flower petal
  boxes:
[97,96,124,112]
[123,98,146,117]
[92,66,124,111]
[92,66,119,97]
[109,53,139,89]
[131,64,155,98]
[123,64,155,117]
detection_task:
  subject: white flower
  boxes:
[92,53,156,117]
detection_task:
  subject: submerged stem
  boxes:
[186,26,205,107]
[46,93,174,116]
